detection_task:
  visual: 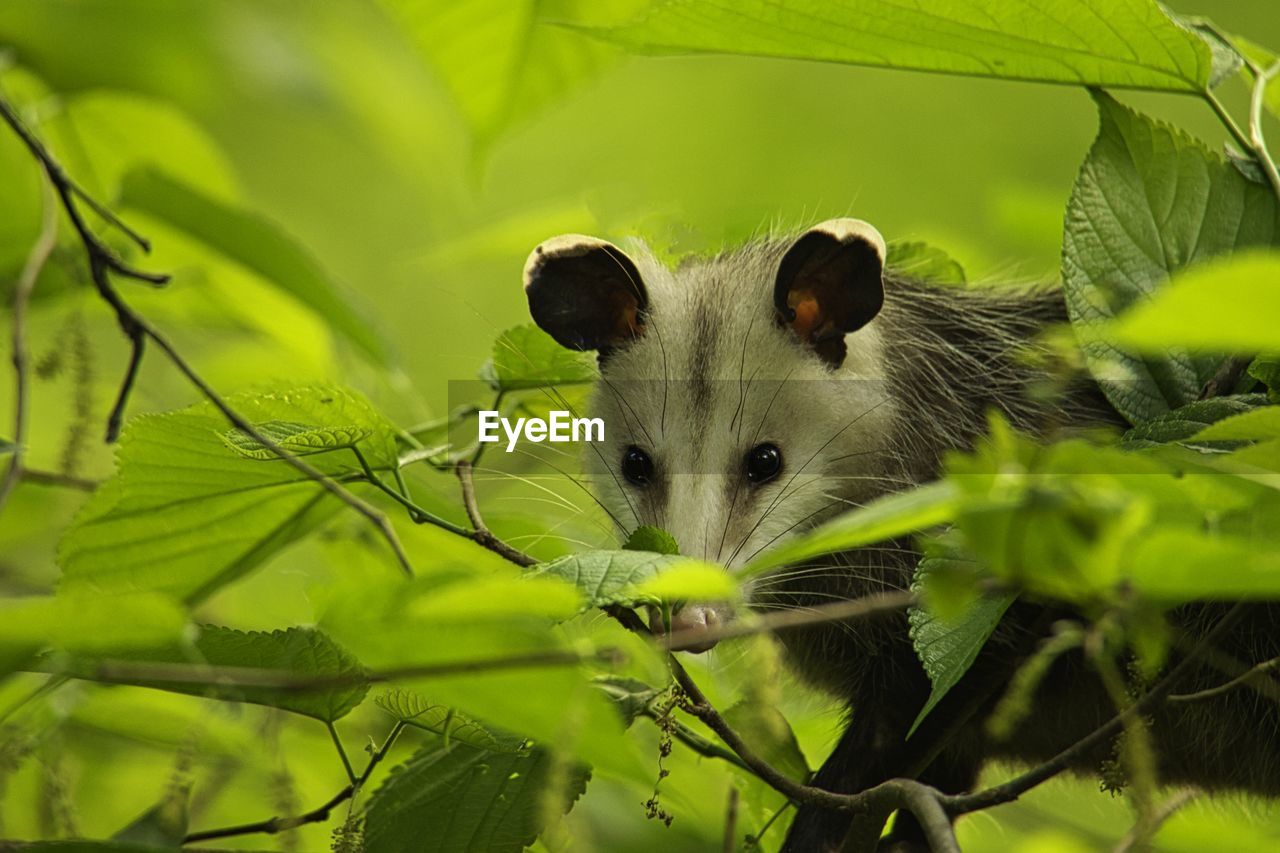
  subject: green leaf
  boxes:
[628,560,737,603]
[483,324,597,392]
[1122,395,1268,446]
[375,688,528,753]
[528,549,685,609]
[568,0,1212,92]
[120,167,392,365]
[364,741,589,853]
[722,700,810,782]
[85,626,369,723]
[1124,530,1280,600]
[112,782,190,847]
[886,240,966,284]
[381,0,618,143]
[1250,355,1280,402]
[623,525,680,555]
[58,386,398,602]
[1065,94,1280,424]
[739,481,957,579]
[1109,250,1280,356]
[220,420,373,460]
[908,557,1016,737]
[591,675,660,727]
[1195,405,1280,441]
[1184,20,1244,89]
[0,592,187,678]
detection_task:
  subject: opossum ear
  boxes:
[774,219,886,367]
[523,234,647,352]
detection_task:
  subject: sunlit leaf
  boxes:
[1195,405,1280,441]
[623,525,680,555]
[1125,530,1280,600]
[1109,250,1280,356]
[628,559,737,603]
[568,0,1212,92]
[482,324,597,392]
[364,741,589,853]
[528,549,683,609]
[1065,94,1280,424]
[886,240,966,284]
[58,386,398,602]
[723,699,809,782]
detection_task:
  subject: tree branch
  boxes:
[0,94,416,577]
[183,721,406,844]
[455,459,537,566]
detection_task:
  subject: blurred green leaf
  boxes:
[58,386,397,602]
[112,782,190,848]
[739,481,956,578]
[382,0,618,144]
[623,525,679,555]
[1109,250,1280,355]
[569,0,1212,91]
[1124,530,1280,600]
[120,167,393,366]
[482,324,597,392]
[364,741,589,853]
[629,559,736,603]
[886,240,966,284]
[591,675,660,727]
[908,559,1016,736]
[723,699,809,782]
[1065,94,1280,424]
[376,688,528,753]
[0,592,187,678]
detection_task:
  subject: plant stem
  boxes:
[327,722,357,785]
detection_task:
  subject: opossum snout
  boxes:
[648,603,728,653]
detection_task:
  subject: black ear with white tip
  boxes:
[523,234,648,353]
[774,219,886,368]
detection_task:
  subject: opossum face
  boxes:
[524,221,897,646]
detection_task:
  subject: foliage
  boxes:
[2,1,1280,852]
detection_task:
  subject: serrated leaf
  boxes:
[483,324,597,392]
[120,167,392,365]
[623,525,680,555]
[1195,405,1280,441]
[886,240,966,284]
[722,700,810,782]
[568,0,1212,92]
[1186,20,1244,89]
[908,558,1016,737]
[1109,250,1280,356]
[364,741,589,853]
[528,549,684,609]
[220,420,372,460]
[1249,355,1280,402]
[83,625,369,723]
[58,386,399,602]
[740,481,957,579]
[1122,395,1267,446]
[1065,94,1280,425]
[376,689,528,753]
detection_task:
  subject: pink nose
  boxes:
[649,604,724,653]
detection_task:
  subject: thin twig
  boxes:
[456,459,537,566]
[183,721,406,844]
[0,174,58,516]
[1111,787,1197,853]
[723,786,740,853]
[1168,655,1280,703]
[0,94,415,577]
[327,722,357,785]
[42,646,620,691]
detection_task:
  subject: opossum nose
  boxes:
[649,604,724,653]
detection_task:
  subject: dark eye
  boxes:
[745,443,782,484]
[621,445,654,486]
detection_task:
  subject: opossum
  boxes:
[521,220,1280,851]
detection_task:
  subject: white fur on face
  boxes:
[584,238,897,570]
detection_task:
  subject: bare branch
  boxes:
[0,94,415,576]
[1168,655,1280,704]
[456,459,538,566]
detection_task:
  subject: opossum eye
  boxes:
[745,443,782,484]
[621,445,654,486]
